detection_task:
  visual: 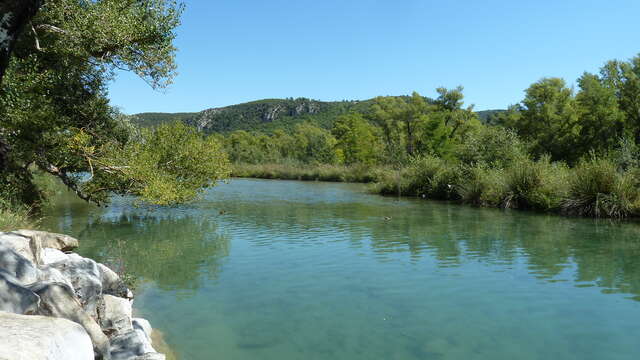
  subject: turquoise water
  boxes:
[42,179,640,360]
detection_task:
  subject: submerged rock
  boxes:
[0,311,94,360]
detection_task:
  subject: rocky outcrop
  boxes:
[0,311,94,360]
[0,231,166,360]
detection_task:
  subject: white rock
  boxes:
[40,247,69,265]
[100,294,133,336]
[37,265,74,289]
[0,233,35,263]
[12,229,79,252]
[0,311,94,360]
[110,329,158,360]
[28,282,112,360]
[0,271,40,314]
[98,262,129,298]
[132,318,153,342]
[49,253,103,317]
[0,243,39,284]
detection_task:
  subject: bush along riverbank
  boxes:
[233,152,640,219]
[373,154,640,219]
[0,230,166,360]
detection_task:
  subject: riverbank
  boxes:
[0,230,168,360]
[232,156,640,219]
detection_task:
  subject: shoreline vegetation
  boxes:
[218,55,640,220]
[232,153,640,219]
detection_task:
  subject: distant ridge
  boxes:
[129,97,505,132]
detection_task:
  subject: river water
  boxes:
[41,179,640,360]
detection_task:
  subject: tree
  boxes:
[331,113,381,165]
[575,72,626,154]
[1,1,230,208]
[510,78,580,163]
[600,55,640,142]
[292,122,337,164]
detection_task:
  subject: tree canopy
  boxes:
[0,0,230,208]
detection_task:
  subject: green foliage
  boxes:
[232,163,381,183]
[1,1,232,209]
[332,113,381,165]
[500,156,569,211]
[374,155,460,200]
[575,72,626,154]
[511,78,581,163]
[562,156,640,218]
[455,126,527,168]
[0,200,40,231]
[83,122,231,206]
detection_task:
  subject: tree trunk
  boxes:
[0,0,43,83]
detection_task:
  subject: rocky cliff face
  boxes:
[188,98,326,133]
[0,230,166,360]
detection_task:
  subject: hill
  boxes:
[130,98,504,133]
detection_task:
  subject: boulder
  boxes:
[49,253,103,317]
[0,271,40,314]
[110,329,161,360]
[0,311,94,360]
[12,229,79,252]
[0,232,37,263]
[98,262,129,298]
[133,318,153,342]
[41,247,69,265]
[37,264,74,289]
[28,282,111,360]
[0,243,39,284]
[99,294,133,336]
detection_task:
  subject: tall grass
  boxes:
[372,154,640,219]
[0,203,40,231]
[232,163,383,183]
[561,157,640,218]
[372,156,460,199]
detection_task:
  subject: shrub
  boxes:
[562,157,640,218]
[456,126,528,168]
[457,165,504,206]
[0,201,40,231]
[501,156,569,211]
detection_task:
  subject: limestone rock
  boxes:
[98,262,129,298]
[0,311,94,360]
[0,271,39,314]
[37,264,74,289]
[41,247,69,265]
[29,282,111,360]
[110,329,159,360]
[49,253,103,317]
[99,294,133,336]
[0,243,38,284]
[133,318,153,342]
[13,229,79,252]
[0,232,36,263]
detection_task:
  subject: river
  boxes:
[41,178,640,360]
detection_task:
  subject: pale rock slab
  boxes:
[0,311,94,360]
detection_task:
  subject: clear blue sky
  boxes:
[108,0,640,114]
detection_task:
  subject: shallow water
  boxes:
[42,179,640,360]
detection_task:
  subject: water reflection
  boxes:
[41,179,640,360]
[42,196,229,294]
[43,179,640,301]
